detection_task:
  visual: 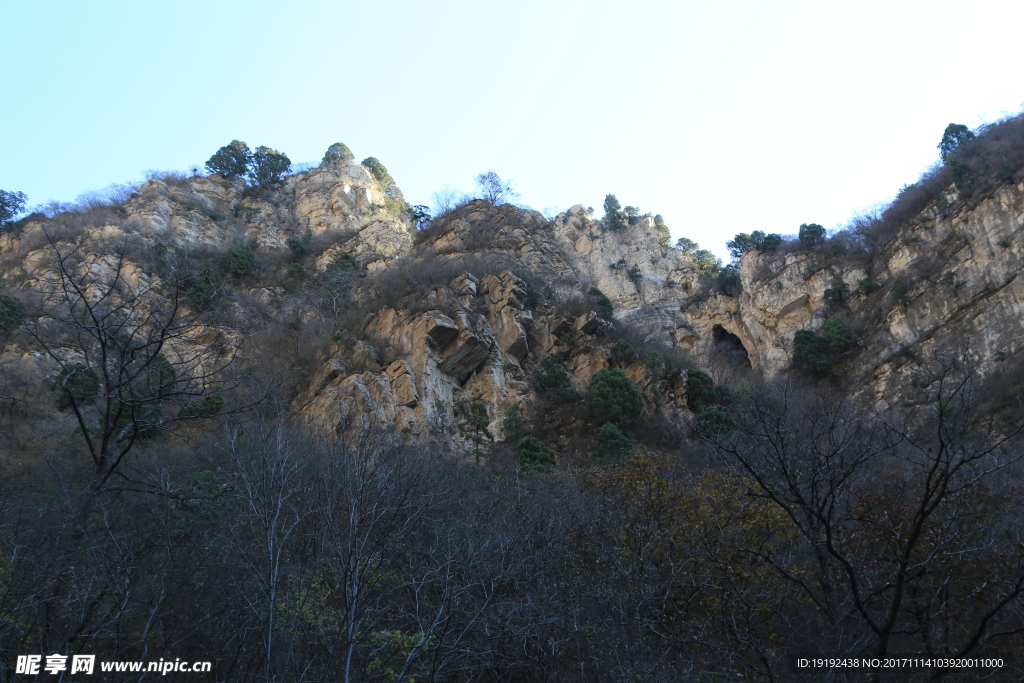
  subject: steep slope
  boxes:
[715,178,1024,405]
[295,200,700,449]
[3,155,1024,460]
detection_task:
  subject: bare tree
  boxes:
[430,186,468,215]
[222,419,309,682]
[285,428,442,683]
[24,231,237,492]
[475,171,518,206]
[699,358,1024,676]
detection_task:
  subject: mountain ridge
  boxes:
[3,146,1024,458]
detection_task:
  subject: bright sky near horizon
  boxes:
[2,0,1023,259]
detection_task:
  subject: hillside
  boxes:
[5,147,1024,455]
[2,125,1024,680]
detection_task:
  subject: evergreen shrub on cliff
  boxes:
[0,294,26,335]
[685,369,730,412]
[939,123,975,160]
[534,354,577,404]
[463,401,493,464]
[518,436,556,472]
[716,263,741,296]
[361,156,409,217]
[823,282,850,307]
[588,368,642,427]
[0,190,28,235]
[322,142,355,165]
[792,315,858,380]
[502,403,526,442]
[205,141,290,192]
[603,194,628,231]
[799,223,826,248]
[178,268,222,311]
[205,140,251,179]
[654,214,670,243]
[694,404,734,434]
[727,230,782,258]
[218,244,257,278]
[589,287,614,320]
[287,229,312,259]
[248,146,291,189]
[594,422,631,460]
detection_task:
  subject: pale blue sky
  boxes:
[3,0,1022,258]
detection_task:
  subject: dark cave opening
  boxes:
[713,325,750,367]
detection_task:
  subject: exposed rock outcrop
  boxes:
[5,159,1024,455]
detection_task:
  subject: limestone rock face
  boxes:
[292,200,715,448]
[7,158,1024,454]
[437,314,493,380]
[106,162,410,271]
[548,207,700,314]
[686,181,1024,403]
[298,273,532,443]
[288,162,412,271]
[423,312,461,349]
[481,272,531,359]
[292,163,378,230]
[294,182,1024,446]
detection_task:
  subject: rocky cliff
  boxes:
[3,157,1024,458]
[720,179,1024,406]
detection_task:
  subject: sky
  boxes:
[2,0,1023,259]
